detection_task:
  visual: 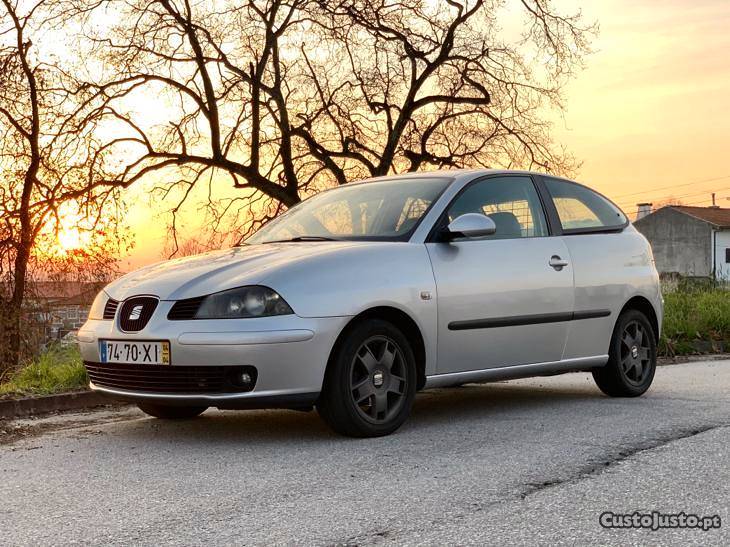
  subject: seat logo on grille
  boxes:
[128,305,144,321]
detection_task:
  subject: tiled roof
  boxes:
[28,281,104,302]
[666,206,730,228]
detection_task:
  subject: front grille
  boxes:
[85,362,256,394]
[103,299,119,320]
[167,296,205,320]
[119,296,158,332]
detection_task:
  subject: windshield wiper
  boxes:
[263,235,339,243]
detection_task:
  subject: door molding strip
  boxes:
[448,309,610,331]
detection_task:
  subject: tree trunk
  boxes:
[0,300,22,377]
[0,241,30,375]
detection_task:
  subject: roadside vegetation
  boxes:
[1,284,728,398]
[660,283,730,357]
[0,344,86,397]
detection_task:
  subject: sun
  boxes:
[41,204,94,256]
[58,227,83,251]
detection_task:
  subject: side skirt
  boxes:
[423,355,608,389]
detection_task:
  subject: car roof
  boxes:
[358,168,554,185]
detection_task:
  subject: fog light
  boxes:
[239,372,253,386]
[227,366,257,392]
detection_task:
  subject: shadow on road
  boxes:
[109,379,612,445]
[413,381,602,421]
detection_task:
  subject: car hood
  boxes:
[104,241,361,301]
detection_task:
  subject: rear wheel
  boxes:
[137,403,207,419]
[317,319,417,437]
[593,309,656,397]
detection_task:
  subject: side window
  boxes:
[447,176,548,239]
[544,177,627,231]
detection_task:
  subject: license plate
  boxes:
[100,340,170,365]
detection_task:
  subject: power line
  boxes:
[626,193,730,220]
[616,187,730,208]
[643,194,730,209]
[610,174,730,201]
[678,194,730,207]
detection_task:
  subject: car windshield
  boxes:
[245,177,451,244]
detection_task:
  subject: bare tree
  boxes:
[73,0,592,248]
[0,0,592,368]
[653,197,685,208]
[0,0,123,372]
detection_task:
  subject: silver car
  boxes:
[78,169,662,437]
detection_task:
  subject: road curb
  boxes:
[0,391,122,420]
[658,353,730,366]
[1,356,726,420]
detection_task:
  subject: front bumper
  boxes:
[88,382,320,410]
[77,305,350,408]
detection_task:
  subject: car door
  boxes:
[540,176,636,360]
[426,175,575,373]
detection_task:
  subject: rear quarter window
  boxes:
[544,177,627,233]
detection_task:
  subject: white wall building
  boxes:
[633,205,730,280]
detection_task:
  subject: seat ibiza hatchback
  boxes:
[79,169,662,437]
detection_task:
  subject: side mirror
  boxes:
[443,213,496,240]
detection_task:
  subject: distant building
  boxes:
[633,205,730,279]
[25,282,104,347]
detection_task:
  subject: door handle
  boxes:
[549,255,569,271]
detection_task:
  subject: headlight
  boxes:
[88,291,108,320]
[194,286,293,319]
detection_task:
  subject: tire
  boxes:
[593,309,657,397]
[137,403,207,419]
[317,319,417,437]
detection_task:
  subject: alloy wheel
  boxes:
[619,320,652,385]
[349,335,408,424]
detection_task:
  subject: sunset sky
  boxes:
[119,0,730,269]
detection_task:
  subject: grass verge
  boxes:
[0,344,87,397]
[660,286,730,356]
[1,285,728,397]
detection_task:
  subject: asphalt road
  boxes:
[1,360,729,546]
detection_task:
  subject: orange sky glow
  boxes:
[105,0,730,269]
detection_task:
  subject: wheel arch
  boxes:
[327,306,428,390]
[619,295,660,343]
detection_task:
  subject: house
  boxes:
[633,205,730,280]
[25,281,104,346]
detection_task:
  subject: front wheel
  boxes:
[317,319,417,437]
[137,403,207,419]
[593,309,657,397]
